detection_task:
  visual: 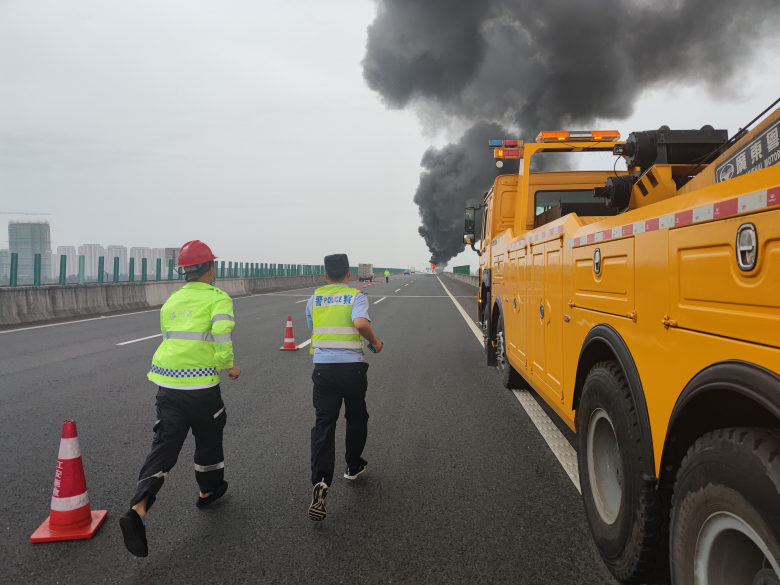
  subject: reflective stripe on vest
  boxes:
[310,285,364,353]
[162,331,232,343]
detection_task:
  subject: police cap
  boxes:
[324,254,350,278]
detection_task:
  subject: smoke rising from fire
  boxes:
[362,0,780,265]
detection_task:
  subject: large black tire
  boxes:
[670,428,780,585]
[495,313,523,389]
[577,361,669,584]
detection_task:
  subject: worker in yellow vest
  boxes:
[119,240,241,557]
[384,268,390,283]
[305,254,383,521]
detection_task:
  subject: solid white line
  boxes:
[116,333,162,346]
[436,277,484,348]
[512,390,581,493]
[395,289,401,292]
[295,299,308,303]
[296,338,312,349]
[405,284,408,286]
[434,277,580,493]
[373,297,386,305]
[0,309,158,334]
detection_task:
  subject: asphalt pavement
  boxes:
[0,272,617,584]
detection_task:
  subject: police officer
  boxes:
[119,240,241,557]
[306,254,383,521]
[384,268,390,283]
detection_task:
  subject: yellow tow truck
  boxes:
[463,110,780,584]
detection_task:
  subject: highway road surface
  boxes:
[0,273,617,584]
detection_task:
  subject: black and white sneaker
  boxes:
[344,464,367,480]
[119,509,148,557]
[308,482,328,521]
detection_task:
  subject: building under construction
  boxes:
[8,221,51,280]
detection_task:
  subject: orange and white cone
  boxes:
[31,420,107,543]
[280,316,298,351]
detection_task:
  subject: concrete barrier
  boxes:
[0,274,351,327]
[443,273,479,287]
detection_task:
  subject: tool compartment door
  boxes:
[669,209,780,348]
[531,246,545,380]
[544,241,564,400]
[572,239,635,317]
[508,249,527,366]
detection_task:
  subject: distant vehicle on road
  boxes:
[403,270,410,275]
[410,267,415,274]
[358,263,374,283]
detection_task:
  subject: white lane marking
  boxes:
[435,277,581,493]
[395,289,401,292]
[512,390,581,493]
[373,297,386,305]
[1,309,158,334]
[436,277,484,348]
[405,284,409,286]
[116,333,162,346]
[295,299,308,303]
[296,338,312,349]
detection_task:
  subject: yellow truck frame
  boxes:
[466,110,780,584]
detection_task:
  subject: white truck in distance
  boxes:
[358,263,374,283]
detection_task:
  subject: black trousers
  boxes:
[130,385,227,511]
[311,363,369,486]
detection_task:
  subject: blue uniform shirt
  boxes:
[306,283,370,363]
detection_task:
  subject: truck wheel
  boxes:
[577,361,669,584]
[670,428,780,585]
[495,313,523,389]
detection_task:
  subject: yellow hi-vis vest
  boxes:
[384,270,390,276]
[310,284,364,355]
[147,281,235,388]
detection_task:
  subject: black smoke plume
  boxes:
[363,0,780,265]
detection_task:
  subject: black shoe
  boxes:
[308,482,328,521]
[119,509,148,557]
[344,463,367,480]
[196,481,228,508]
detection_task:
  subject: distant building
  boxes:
[9,221,51,279]
[106,245,128,277]
[165,247,179,270]
[129,247,152,276]
[149,248,166,277]
[0,249,10,279]
[56,246,78,276]
[78,244,106,278]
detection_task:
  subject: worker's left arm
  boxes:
[211,294,235,371]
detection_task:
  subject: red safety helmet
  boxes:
[178,240,218,267]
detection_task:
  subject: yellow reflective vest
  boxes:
[147,282,235,388]
[310,284,364,354]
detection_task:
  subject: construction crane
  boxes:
[0,211,51,215]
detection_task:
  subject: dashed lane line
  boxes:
[297,338,312,349]
[373,297,386,305]
[116,333,162,346]
[295,299,307,303]
[0,310,158,334]
[395,289,401,292]
[436,276,581,494]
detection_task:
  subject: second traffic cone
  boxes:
[280,316,298,351]
[31,420,107,543]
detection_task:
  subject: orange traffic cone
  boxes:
[280,316,298,351]
[31,420,107,543]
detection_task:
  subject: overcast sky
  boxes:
[2,1,779,271]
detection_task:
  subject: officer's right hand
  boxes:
[372,339,383,353]
[226,366,241,380]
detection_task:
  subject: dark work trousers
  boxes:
[130,385,227,511]
[311,362,370,486]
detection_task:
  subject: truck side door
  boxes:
[530,240,564,402]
